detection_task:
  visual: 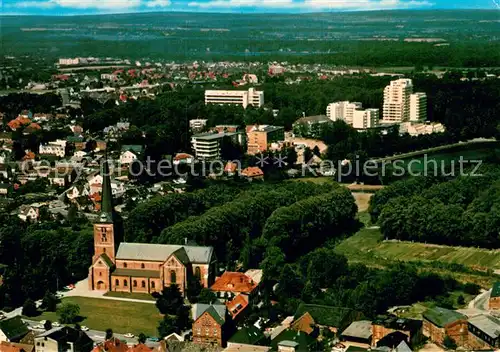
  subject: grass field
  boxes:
[335,222,500,287]
[336,226,500,270]
[28,297,162,336]
[103,291,156,301]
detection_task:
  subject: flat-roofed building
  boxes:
[352,109,380,130]
[409,92,427,122]
[326,101,362,124]
[383,78,413,123]
[246,125,285,155]
[205,88,264,108]
[191,132,243,160]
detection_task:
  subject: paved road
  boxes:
[22,319,159,348]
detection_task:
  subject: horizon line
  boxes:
[0,8,497,17]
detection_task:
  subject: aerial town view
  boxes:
[0,2,500,352]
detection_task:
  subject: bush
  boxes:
[22,299,38,317]
[464,282,481,295]
[57,303,80,324]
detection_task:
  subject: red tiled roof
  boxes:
[174,153,193,161]
[241,167,264,178]
[210,272,258,294]
[226,294,249,319]
[128,344,152,352]
[0,342,24,352]
[101,338,129,352]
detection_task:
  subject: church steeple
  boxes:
[99,155,114,223]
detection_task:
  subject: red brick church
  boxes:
[88,159,217,295]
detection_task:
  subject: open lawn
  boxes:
[335,226,500,287]
[337,227,500,270]
[28,297,162,336]
[103,291,156,301]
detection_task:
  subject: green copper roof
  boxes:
[492,282,500,298]
[423,307,466,327]
[100,158,114,223]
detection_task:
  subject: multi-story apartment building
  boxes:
[410,92,427,122]
[382,78,414,122]
[352,108,380,129]
[189,119,208,132]
[246,125,285,155]
[326,101,362,124]
[191,132,243,159]
[205,88,264,108]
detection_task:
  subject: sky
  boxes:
[1,0,498,15]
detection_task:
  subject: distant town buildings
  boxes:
[58,58,87,66]
[399,122,445,136]
[383,78,427,123]
[205,88,264,108]
[39,140,67,158]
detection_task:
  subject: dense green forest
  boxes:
[369,165,500,248]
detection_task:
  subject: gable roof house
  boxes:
[467,314,500,349]
[293,304,362,334]
[192,303,229,347]
[0,317,29,343]
[422,307,468,348]
[34,326,93,352]
[0,341,34,352]
[210,270,262,301]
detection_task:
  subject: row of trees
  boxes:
[371,167,500,248]
[124,183,243,243]
[262,187,357,261]
[158,182,337,266]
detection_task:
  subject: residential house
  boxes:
[292,115,330,138]
[34,327,93,352]
[67,136,86,151]
[173,153,194,165]
[240,167,264,180]
[120,145,143,165]
[372,316,422,349]
[128,344,152,352]
[47,172,67,187]
[210,270,262,302]
[226,326,268,351]
[489,282,500,310]
[192,303,228,347]
[39,140,67,158]
[0,341,34,352]
[66,184,90,201]
[293,304,362,334]
[422,307,468,347]
[467,314,500,349]
[226,294,249,320]
[0,183,11,196]
[0,317,29,343]
[341,320,373,349]
[270,330,315,352]
[91,337,128,352]
[18,205,40,222]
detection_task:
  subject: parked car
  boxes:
[146,337,159,342]
[81,326,89,331]
[124,333,135,338]
[33,324,44,330]
[52,322,61,327]
[40,320,47,325]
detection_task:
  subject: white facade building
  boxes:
[119,150,138,165]
[205,88,264,108]
[353,109,380,129]
[410,92,427,122]
[326,101,362,124]
[189,119,208,131]
[191,132,242,159]
[39,140,67,158]
[382,78,414,122]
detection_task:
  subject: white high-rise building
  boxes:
[353,109,380,129]
[410,92,427,122]
[326,101,362,124]
[205,88,264,108]
[383,78,414,122]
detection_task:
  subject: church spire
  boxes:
[99,154,114,223]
